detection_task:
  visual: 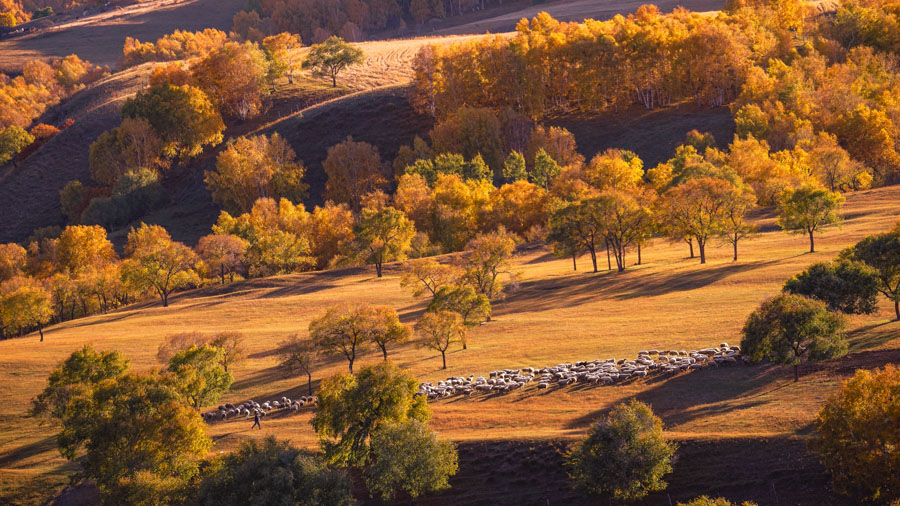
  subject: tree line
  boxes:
[411,1,900,187]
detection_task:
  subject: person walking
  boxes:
[251,410,261,430]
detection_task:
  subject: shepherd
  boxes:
[251,410,261,430]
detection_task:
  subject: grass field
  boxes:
[0,185,897,505]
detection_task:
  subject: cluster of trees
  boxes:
[0,55,104,164]
[32,343,458,503]
[412,3,900,186]
[0,223,208,339]
[740,222,900,381]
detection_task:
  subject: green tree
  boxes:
[777,185,844,254]
[503,150,528,182]
[428,285,491,330]
[166,344,233,408]
[122,223,198,307]
[368,306,411,360]
[302,36,364,87]
[309,304,371,373]
[565,399,676,501]
[354,206,416,278]
[31,345,129,420]
[366,420,459,502]
[311,361,430,466]
[416,310,465,369]
[811,365,900,502]
[121,83,225,159]
[56,372,210,502]
[0,126,34,165]
[840,228,900,319]
[195,436,354,506]
[277,334,318,395]
[741,293,847,381]
[531,148,561,190]
[783,261,880,315]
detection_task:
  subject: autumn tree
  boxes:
[488,180,549,237]
[811,365,900,502]
[354,206,416,278]
[741,294,847,381]
[565,400,676,501]
[277,334,318,395]
[323,137,388,211]
[302,36,364,87]
[89,118,164,185]
[783,261,880,315]
[458,227,518,302]
[367,306,412,360]
[0,126,34,165]
[431,107,505,173]
[840,228,900,319]
[400,258,462,299]
[661,177,736,264]
[192,41,272,121]
[309,202,355,269]
[121,223,198,307]
[594,190,654,272]
[309,305,371,373]
[205,133,308,213]
[366,420,458,502]
[311,361,429,465]
[55,225,117,275]
[262,33,303,83]
[583,149,644,191]
[166,344,233,408]
[31,345,129,420]
[777,185,844,254]
[548,199,604,273]
[121,82,224,158]
[0,276,53,340]
[156,332,245,373]
[416,310,465,369]
[195,233,248,284]
[719,183,757,261]
[0,242,26,282]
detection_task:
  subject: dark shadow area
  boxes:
[0,435,57,468]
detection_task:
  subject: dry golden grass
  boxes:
[0,186,898,503]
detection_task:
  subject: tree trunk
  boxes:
[39,324,44,342]
[637,243,642,265]
[348,357,354,374]
[332,74,337,87]
[688,238,695,258]
[375,261,383,278]
[572,253,577,271]
[380,344,388,360]
[589,247,598,273]
[307,372,313,396]
[733,238,738,262]
[794,364,799,382]
[161,291,169,307]
[894,299,899,320]
[606,239,612,271]
[808,230,815,253]
[699,240,706,264]
[220,264,226,285]
[441,350,447,369]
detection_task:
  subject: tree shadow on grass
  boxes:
[846,320,900,353]
[497,258,784,315]
[0,435,57,468]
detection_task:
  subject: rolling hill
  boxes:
[0,184,897,505]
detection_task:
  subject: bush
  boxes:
[80,168,166,229]
[365,420,458,502]
[565,400,676,501]
[195,436,354,506]
[783,260,880,314]
[811,365,900,502]
[678,497,757,506]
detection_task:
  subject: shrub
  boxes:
[811,365,900,502]
[365,420,458,502]
[565,400,676,501]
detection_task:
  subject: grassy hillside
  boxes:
[0,185,897,505]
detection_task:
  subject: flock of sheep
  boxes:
[417,343,744,400]
[202,395,318,423]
